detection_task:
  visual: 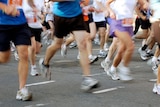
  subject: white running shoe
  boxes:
[89,55,98,64]
[69,41,77,48]
[77,54,80,60]
[16,87,32,101]
[61,44,67,57]
[98,50,107,58]
[81,77,99,92]
[106,68,120,80]
[14,51,19,61]
[153,83,160,95]
[118,65,133,81]
[138,48,151,61]
[101,60,111,72]
[30,67,39,76]
[103,43,109,51]
[39,58,51,80]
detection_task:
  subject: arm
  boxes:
[138,0,149,10]
[0,2,19,16]
[0,2,6,12]
[27,0,36,8]
[135,5,147,20]
[106,0,116,19]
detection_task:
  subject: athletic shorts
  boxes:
[53,14,86,38]
[95,21,106,29]
[109,19,133,37]
[29,27,42,42]
[0,23,31,51]
[140,19,151,29]
[88,13,94,23]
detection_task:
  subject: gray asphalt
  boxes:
[0,38,160,107]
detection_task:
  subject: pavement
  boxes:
[0,38,160,107]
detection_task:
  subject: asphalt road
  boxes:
[0,38,160,107]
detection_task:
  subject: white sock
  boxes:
[105,57,110,63]
[152,56,157,62]
[31,65,36,69]
[88,54,92,59]
[110,65,116,72]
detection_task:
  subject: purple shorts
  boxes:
[109,19,133,37]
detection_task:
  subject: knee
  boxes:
[77,39,87,51]
[0,57,10,63]
[127,43,135,52]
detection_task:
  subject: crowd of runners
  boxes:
[0,0,160,101]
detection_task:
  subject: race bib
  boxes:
[8,0,23,8]
[122,18,133,27]
[26,15,37,23]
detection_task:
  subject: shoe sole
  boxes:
[90,57,98,64]
[81,82,100,92]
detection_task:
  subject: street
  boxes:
[0,38,160,107]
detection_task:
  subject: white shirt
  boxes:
[22,0,44,28]
[92,0,106,22]
[112,0,137,20]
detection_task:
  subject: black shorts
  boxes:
[95,21,106,29]
[0,23,31,51]
[140,19,151,29]
[84,21,90,33]
[88,13,94,23]
[29,27,42,42]
[53,14,86,38]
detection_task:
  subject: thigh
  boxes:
[152,21,160,43]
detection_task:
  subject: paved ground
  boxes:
[0,38,160,107]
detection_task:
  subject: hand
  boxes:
[4,5,20,17]
[110,11,116,19]
[88,6,95,12]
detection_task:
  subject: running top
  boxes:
[112,0,137,20]
[92,0,106,22]
[53,0,82,18]
[22,0,44,28]
[0,0,27,25]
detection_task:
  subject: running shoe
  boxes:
[138,48,151,61]
[153,83,160,95]
[106,68,120,80]
[16,87,32,101]
[14,51,19,61]
[103,43,109,51]
[101,60,111,72]
[81,77,99,92]
[118,65,133,81]
[61,44,67,57]
[98,50,107,58]
[30,67,39,76]
[69,41,77,48]
[39,58,51,80]
[89,55,98,64]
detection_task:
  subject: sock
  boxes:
[105,57,110,63]
[88,54,92,59]
[152,56,158,63]
[110,65,116,72]
[31,65,36,69]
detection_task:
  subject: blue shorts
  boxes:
[0,23,31,51]
[109,19,133,37]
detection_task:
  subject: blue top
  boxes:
[53,0,82,18]
[0,0,27,25]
